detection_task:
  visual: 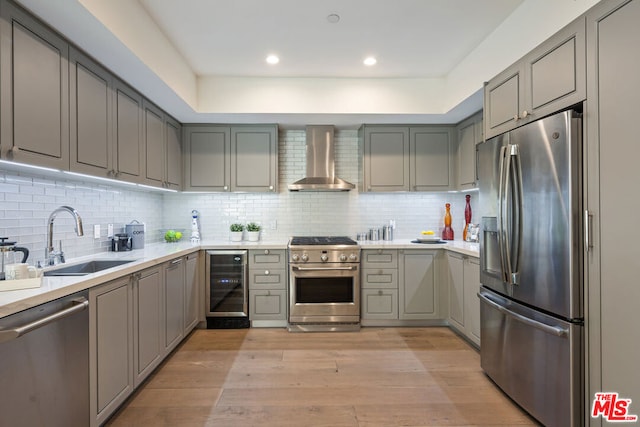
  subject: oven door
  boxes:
[289,263,360,323]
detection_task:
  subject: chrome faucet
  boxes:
[46,206,84,265]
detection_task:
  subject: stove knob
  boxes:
[340,254,347,262]
[320,254,329,262]
[301,253,309,262]
[349,253,358,261]
[292,254,300,262]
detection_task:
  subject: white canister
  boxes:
[5,263,29,280]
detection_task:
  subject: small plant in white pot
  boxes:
[246,222,261,242]
[229,223,244,242]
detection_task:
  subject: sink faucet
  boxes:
[46,206,84,265]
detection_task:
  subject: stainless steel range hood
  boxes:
[288,125,355,191]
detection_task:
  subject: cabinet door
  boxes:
[525,17,585,120]
[362,249,398,269]
[447,252,465,331]
[249,289,287,321]
[183,125,231,191]
[69,48,112,177]
[133,266,162,386]
[165,116,182,190]
[410,126,454,191]
[230,125,278,192]
[362,126,410,191]
[464,257,480,346]
[457,121,477,189]
[249,268,287,291]
[361,268,398,289]
[399,250,438,320]
[113,79,144,182]
[143,100,165,187]
[0,1,69,169]
[586,0,640,410]
[249,249,286,269]
[361,288,398,320]
[89,277,133,426]
[184,252,199,333]
[484,64,523,139]
[164,258,185,354]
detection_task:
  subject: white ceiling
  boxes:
[138,0,523,78]
[15,0,598,127]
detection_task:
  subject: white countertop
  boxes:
[0,238,478,319]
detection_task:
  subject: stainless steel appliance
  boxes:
[205,250,250,328]
[0,291,89,427]
[288,236,360,331]
[111,233,132,252]
[478,109,583,427]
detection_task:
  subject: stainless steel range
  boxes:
[288,236,360,332]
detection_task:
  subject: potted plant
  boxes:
[229,223,244,242]
[246,222,261,242]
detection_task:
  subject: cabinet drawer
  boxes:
[362,249,398,268]
[249,249,286,268]
[362,268,398,289]
[361,289,398,320]
[249,289,287,320]
[249,268,287,290]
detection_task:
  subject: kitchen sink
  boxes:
[44,259,136,276]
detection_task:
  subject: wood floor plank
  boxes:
[106,327,540,426]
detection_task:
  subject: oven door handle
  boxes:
[292,266,357,272]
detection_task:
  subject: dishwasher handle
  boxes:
[0,297,89,343]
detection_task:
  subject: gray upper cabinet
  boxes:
[143,100,165,187]
[183,124,277,192]
[484,17,586,139]
[231,125,278,192]
[113,79,144,183]
[456,112,482,190]
[410,126,455,191]
[165,116,182,190]
[359,126,410,192]
[183,125,231,191]
[69,47,113,177]
[0,1,69,169]
[360,125,454,192]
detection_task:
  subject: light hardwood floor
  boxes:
[107,327,540,426]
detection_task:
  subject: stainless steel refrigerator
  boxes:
[478,109,583,427]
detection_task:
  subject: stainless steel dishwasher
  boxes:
[0,290,89,427]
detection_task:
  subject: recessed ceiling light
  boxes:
[327,13,340,24]
[266,55,279,65]
[363,57,377,66]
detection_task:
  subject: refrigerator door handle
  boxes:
[497,145,509,283]
[509,144,523,285]
[479,292,568,337]
[499,144,523,285]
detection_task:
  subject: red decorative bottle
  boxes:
[463,194,472,241]
[442,203,454,240]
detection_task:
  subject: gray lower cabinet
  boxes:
[89,276,133,427]
[586,0,640,421]
[133,266,163,386]
[183,124,278,192]
[0,0,70,169]
[359,125,455,192]
[184,252,200,332]
[164,257,185,354]
[484,16,586,139]
[248,249,287,325]
[399,250,440,320]
[447,252,480,347]
[362,249,443,323]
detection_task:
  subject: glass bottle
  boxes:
[463,194,472,241]
[442,203,454,240]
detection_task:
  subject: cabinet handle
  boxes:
[8,146,20,158]
[521,110,531,119]
[368,186,372,191]
[264,270,270,275]
[170,258,183,266]
[377,249,382,254]
[584,210,594,251]
[513,114,520,122]
[267,290,271,296]
[269,185,274,191]
[378,290,383,296]
[264,249,270,255]
[223,185,229,191]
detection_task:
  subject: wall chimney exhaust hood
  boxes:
[288,125,355,191]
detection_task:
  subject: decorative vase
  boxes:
[463,194,472,241]
[442,203,454,240]
[246,231,260,242]
[230,231,243,242]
